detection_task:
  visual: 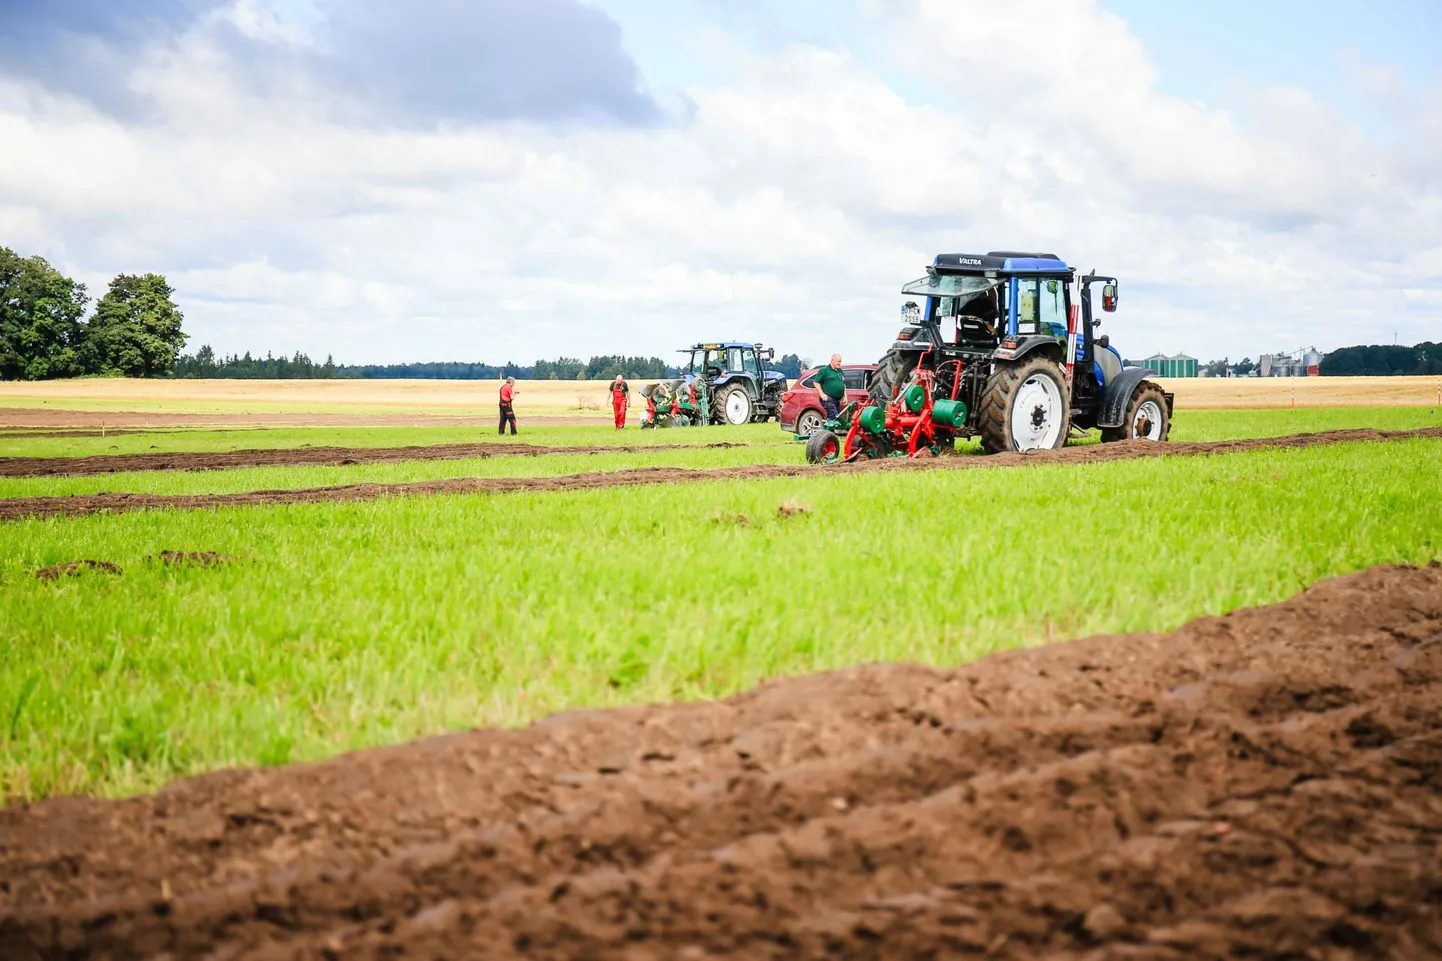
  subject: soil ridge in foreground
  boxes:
[3,562,1442,959]
[2,426,1440,522]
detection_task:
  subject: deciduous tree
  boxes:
[85,273,187,377]
[0,246,89,380]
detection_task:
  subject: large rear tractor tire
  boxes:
[868,349,919,405]
[714,384,753,425]
[1101,381,1170,443]
[805,429,841,465]
[978,356,1071,454]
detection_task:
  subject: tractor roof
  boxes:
[933,251,1071,274]
[682,342,763,351]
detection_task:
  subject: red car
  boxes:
[778,363,878,436]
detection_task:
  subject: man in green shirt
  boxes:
[814,354,846,420]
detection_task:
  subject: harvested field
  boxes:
[0,441,743,478]
[3,562,1439,959]
[1158,374,1442,409]
[3,426,1438,522]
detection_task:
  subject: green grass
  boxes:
[0,422,790,458]
[2,436,1438,800]
[1167,405,1441,441]
[0,445,805,499]
[2,406,1437,499]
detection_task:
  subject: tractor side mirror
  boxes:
[763,348,774,361]
[1102,283,1118,313]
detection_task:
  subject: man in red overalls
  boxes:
[498,376,518,435]
[610,374,630,429]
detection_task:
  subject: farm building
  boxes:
[1128,353,1198,378]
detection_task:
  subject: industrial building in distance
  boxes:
[1124,348,1324,378]
[1126,353,1199,378]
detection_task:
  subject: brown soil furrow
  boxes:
[2,427,1439,523]
[0,441,748,477]
[2,563,1440,959]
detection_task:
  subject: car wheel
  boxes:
[796,409,824,436]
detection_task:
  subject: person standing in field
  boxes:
[610,374,631,429]
[498,376,518,435]
[814,353,846,421]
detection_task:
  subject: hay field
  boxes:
[0,377,621,414]
[1155,374,1441,408]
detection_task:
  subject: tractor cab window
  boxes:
[1013,278,1068,340]
[726,347,743,372]
[1038,279,1067,340]
[688,349,725,375]
[741,348,759,375]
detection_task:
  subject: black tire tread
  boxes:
[1104,381,1170,442]
[977,356,1070,454]
[805,429,841,465]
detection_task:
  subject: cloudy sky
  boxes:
[1,0,1438,366]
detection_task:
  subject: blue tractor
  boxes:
[677,342,789,425]
[808,251,1172,462]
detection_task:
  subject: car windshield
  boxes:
[901,273,1000,298]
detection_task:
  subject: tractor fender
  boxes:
[1097,367,1152,428]
[712,373,755,396]
[992,335,1064,365]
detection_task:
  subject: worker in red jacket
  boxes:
[498,376,518,435]
[610,374,631,429]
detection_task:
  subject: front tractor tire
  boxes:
[978,356,1071,454]
[1102,381,1170,443]
[805,429,841,465]
[715,384,753,425]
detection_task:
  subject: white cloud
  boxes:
[0,0,1438,367]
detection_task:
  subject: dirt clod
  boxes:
[2,563,1441,959]
[33,559,122,581]
[776,498,811,519]
[711,509,751,526]
[152,551,235,567]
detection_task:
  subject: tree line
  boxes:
[172,351,685,380]
[1,247,187,380]
[1319,342,1442,376]
[173,350,810,380]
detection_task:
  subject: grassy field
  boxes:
[2,433,1438,800]
[0,407,1437,503]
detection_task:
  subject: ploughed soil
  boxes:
[3,563,1441,960]
[2,426,1438,522]
[0,442,747,478]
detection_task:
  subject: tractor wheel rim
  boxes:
[726,392,750,423]
[1134,399,1163,440]
[1010,374,1063,450]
